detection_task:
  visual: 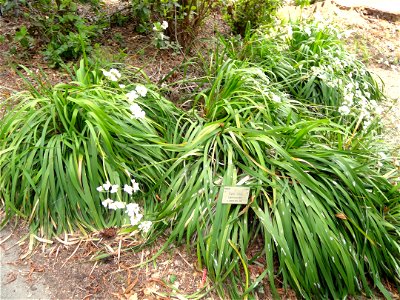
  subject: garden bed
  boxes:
[1,1,399,299]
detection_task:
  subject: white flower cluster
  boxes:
[126,85,148,101]
[125,203,142,226]
[338,82,383,129]
[271,93,281,103]
[129,103,146,119]
[102,198,126,210]
[98,178,140,195]
[139,221,152,233]
[102,68,121,82]
[376,151,387,168]
[152,21,171,47]
[126,85,148,120]
[97,178,152,233]
[286,25,293,40]
[97,180,119,193]
[153,20,168,31]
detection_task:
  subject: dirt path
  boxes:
[334,0,400,14]
[371,67,400,151]
[1,225,52,300]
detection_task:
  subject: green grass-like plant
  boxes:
[0,61,182,236]
[153,58,400,298]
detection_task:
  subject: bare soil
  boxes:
[1,1,400,299]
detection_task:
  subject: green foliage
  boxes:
[14,25,35,49]
[0,60,182,235]
[295,0,310,6]
[154,56,400,298]
[2,0,105,67]
[220,19,384,134]
[130,0,152,33]
[224,0,282,35]
[0,0,25,16]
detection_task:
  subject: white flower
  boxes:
[123,184,134,195]
[130,215,142,226]
[139,221,152,233]
[338,105,351,116]
[103,68,121,82]
[375,105,383,115]
[131,178,140,192]
[345,83,354,91]
[126,203,140,217]
[119,84,126,89]
[102,70,111,79]
[102,198,114,208]
[363,120,371,128]
[271,94,281,103]
[130,103,146,119]
[110,184,119,193]
[343,93,354,106]
[109,68,121,79]
[103,181,111,191]
[304,27,311,36]
[378,152,387,160]
[161,20,168,30]
[359,97,368,108]
[126,90,139,102]
[311,66,322,76]
[153,25,157,31]
[96,186,104,192]
[108,201,126,210]
[287,25,293,39]
[135,85,148,97]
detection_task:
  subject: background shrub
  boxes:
[224,0,282,35]
[1,0,105,66]
[131,0,214,47]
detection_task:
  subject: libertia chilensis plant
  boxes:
[152,56,400,298]
[0,60,182,237]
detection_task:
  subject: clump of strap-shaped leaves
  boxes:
[0,61,184,237]
[153,58,400,298]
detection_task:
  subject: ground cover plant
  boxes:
[1,10,400,300]
[223,0,282,35]
[1,0,105,67]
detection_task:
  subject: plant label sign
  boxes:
[221,187,250,205]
